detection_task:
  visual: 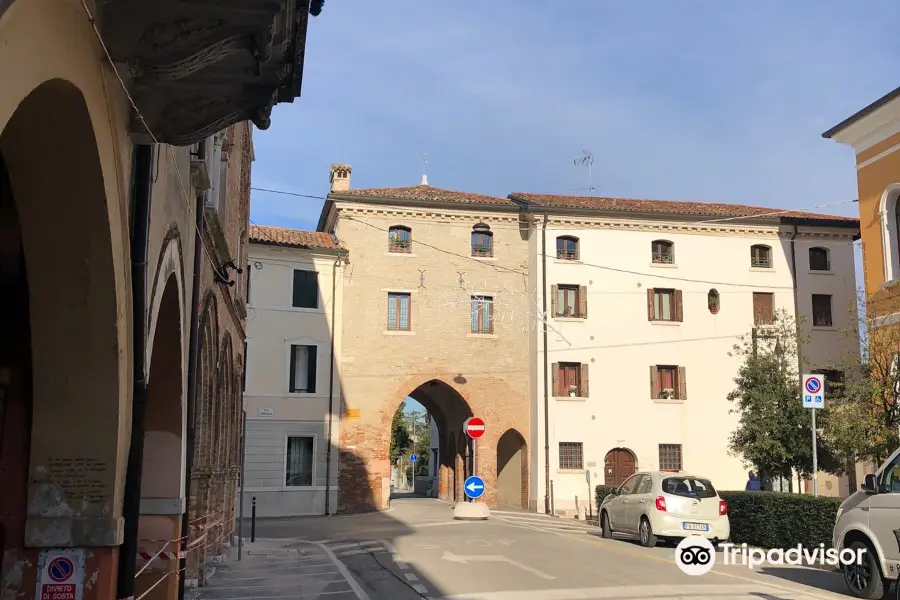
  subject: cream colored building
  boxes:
[318,165,532,512]
[243,226,346,516]
[509,193,861,512]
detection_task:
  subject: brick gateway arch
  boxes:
[337,374,530,512]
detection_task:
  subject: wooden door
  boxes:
[604,449,636,486]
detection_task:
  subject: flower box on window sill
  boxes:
[658,388,675,400]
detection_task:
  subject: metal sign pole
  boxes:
[811,408,819,497]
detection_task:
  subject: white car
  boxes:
[598,471,730,547]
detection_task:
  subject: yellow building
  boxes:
[824,86,900,312]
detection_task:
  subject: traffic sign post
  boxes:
[464,475,486,500]
[409,454,418,463]
[802,374,825,498]
[463,417,485,502]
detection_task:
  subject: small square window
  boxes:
[559,442,584,470]
[659,444,683,471]
[812,294,833,327]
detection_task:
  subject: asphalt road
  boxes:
[195,496,860,600]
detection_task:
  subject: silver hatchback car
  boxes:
[599,471,730,547]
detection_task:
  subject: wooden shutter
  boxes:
[581,363,589,397]
[243,341,248,391]
[677,366,687,400]
[579,286,588,318]
[550,285,558,316]
[650,366,659,398]
[307,346,317,393]
[647,288,655,321]
[551,363,559,396]
[289,345,297,391]
[674,289,683,322]
[246,264,252,304]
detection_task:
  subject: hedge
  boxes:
[594,485,618,511]
[594,485,841,549]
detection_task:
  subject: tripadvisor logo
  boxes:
[674,537,866,575]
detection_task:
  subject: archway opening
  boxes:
[603,448,637,486]
[496,429,527,509]
[388,379,473,503]
[136,276,184,597]
[0,78,122,569]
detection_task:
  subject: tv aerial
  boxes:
[573,150,599,196]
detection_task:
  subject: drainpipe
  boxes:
[324,252,346,515]
[541,213,551,515]
[116,143,154,600]
[177,141,207,600]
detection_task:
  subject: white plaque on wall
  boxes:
[259,407,274,417]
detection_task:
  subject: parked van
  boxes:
[833,446,900,599]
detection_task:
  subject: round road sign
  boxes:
[804,377,821,394]
[48,557,74,583]
[409,453,418,463]
[463,417,485,439]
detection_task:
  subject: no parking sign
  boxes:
[802,374,825,409]
[36,550,84,600]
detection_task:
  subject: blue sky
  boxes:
[250,0,896,234]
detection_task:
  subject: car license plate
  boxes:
[683,522,709,532]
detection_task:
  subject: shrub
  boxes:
[595,485,618,511]
[720,491,842,549]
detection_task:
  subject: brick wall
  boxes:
[333,205,531,512]
[185,122,251,583]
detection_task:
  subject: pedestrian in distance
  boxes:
[745,470,761,491]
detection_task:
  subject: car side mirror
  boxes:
[862,473,877,493]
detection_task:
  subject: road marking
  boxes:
[412,584,429,594]
[487,516,846,598]
[441,583,840,600]
[441,551,556,580]
[329,540,384,551]
[416,521,468,528]
[404,573,418,582]
[297,541,371,600]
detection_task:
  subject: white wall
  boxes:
[242,243,345,516]
[529,220,858,512]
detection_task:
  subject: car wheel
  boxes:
[600,512,613,539]
[843,540,885,599]
[639,517,658,548]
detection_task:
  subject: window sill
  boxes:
[383,330,415,336]
[554,258,582,264]
[808,270,834,276]
[471,256,497,261]
[286,391,319,397]
[812,325,836,331]
[287,306,322,313]
[385,252,417,257]
[554,316,586,322]
[653,398,684,404]
[554,396,587,402]
[649,320,681,326]
[649,262,677,268]
[749,267,775,273]
[467,332,498,338]
[556,469,586,474]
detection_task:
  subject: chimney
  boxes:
[330,164,352,192]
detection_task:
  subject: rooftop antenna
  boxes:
[421,152,428,186]
[573,150,597,197]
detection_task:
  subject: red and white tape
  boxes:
[137,550,184,561]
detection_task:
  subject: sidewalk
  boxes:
[189,538,369,600]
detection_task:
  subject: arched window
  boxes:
[388,225,411,253]
[809,247,830,271]
[651,240,674,264]
[471,222,493,257]
[877,185,900,281]
[750,244,772,268]
[707,289,720,314]
[556,236,579,260]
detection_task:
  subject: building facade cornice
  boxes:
[829,95,900,154]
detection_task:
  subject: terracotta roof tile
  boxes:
[510,193,859,225]
[332,185,512,206]
[249,225,344,250]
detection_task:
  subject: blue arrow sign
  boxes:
[409,454,418,463]
[464,475,485,499]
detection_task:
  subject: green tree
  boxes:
[390,401,411,463]
[825,293,900,466]
[726,309,839,483]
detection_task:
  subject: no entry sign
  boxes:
[463,417,485,439]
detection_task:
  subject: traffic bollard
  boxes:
[251,496,256,543]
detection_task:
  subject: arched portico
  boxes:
[497,429,527,509]
[0,74,127,600]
